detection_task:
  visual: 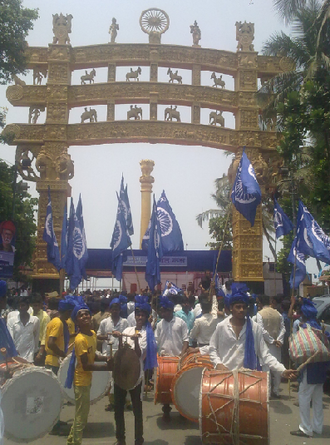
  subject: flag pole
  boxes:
[130,245,141,292]
[210,203,232,297]
[274,237,277,296]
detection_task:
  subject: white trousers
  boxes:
[298,370,324,436]
[262,344,282,396]
[0,391,4,445]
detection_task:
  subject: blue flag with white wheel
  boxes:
[273,198,293,239]
[66,198,88,290]
[120,175,134,236]
[145,196,163,291]
[287,234,306,289]
[110,194,131,282]
[297,201,330,264]
[231,148,261,227]
[142,190,184,253]
[43,187,61,271]
[76,194,88,280]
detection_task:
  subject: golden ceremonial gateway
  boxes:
[2,9,294,291]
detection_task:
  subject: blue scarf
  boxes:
[0,318,18,358]
[135,296,158,370]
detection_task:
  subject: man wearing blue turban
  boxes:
[209,284,297,377]
[290,297,330,438]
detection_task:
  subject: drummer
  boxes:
[65,303,113,445]
[209,285,297,378]
[112,295,157,445]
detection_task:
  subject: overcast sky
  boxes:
[1,1,291,259]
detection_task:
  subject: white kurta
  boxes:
[209,316,285,373]
[155,317,189,356]
[7,314,40,362]
[97,317,128,355]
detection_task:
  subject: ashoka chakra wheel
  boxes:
[139,8,170,34]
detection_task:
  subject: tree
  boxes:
[0,161,37,282]
[0,0,38,85]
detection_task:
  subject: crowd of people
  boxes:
[0,276,329,444]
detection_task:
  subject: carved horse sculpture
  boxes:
[211,72,225,88]
[167,68,182,84]
[126,67,142,81]
[81,107,98,123]
[81,69,96,85]
[164,106,181,122]
[209,111,224,126]
[127,105,142,120]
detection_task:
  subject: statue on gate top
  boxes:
[235,21,254,52]
[109,18,119,43]
[190,20,201,47]
[52,13,73,45]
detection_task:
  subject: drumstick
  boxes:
[0,348,8,374]
[108,332,141,339]
[296,351,330,373]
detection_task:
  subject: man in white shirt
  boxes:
[155,296,189,422]
[7,296,40,363]
[97,298,128,412]
[209,287,297,384]
[254,295,286,397]
[190,295,222,353]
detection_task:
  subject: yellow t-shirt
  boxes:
[67,317,76,354]
[45,317,65,367]
[74,331,97,387]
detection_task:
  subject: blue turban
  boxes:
[227,282,250,306]
[109,297,120,308]
[0,280,7,298]
[58,299,76,312]
[159,297,174,309]
[301,298,317,320]
[119,295,127,304]
[71,303,91,324]
[135,295,151,315]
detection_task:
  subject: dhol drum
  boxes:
[58,353,111,404]
[172,353,213,422]
[200,368,269,445]
[1,366,62,442]
[154,356,179,405]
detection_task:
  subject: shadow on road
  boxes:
[156,413,199,431]
[82,422,115,438]
[269,400,293,414]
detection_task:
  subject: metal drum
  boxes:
[1,367,62,442]
[154,356,179,405]
[58,353,111,404]
[200,369,269,445]
[171,353,213,422]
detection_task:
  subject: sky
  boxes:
[2,0,318,285]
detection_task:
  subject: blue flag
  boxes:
[231,149,261,227]
[287,235,306,289]
[66,198,88,290]
[273,198,293,238]
[162,280,182,296]
[297,201,330,264]
[76,194,88,280]
[110,194,131,281]
[43,187,61,271]
[145,197,163,291]
[60,203,67,270]
[142,191,184,252]
[120,175,134,236]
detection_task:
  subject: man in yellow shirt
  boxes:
[66,303,113,445]
[31,293,50,365]
[45,299,75,375]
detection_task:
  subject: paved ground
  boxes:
[4,382,330,445]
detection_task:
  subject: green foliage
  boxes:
[0,161,37,281]
[207,214,233,250]
[0,0,38,84]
